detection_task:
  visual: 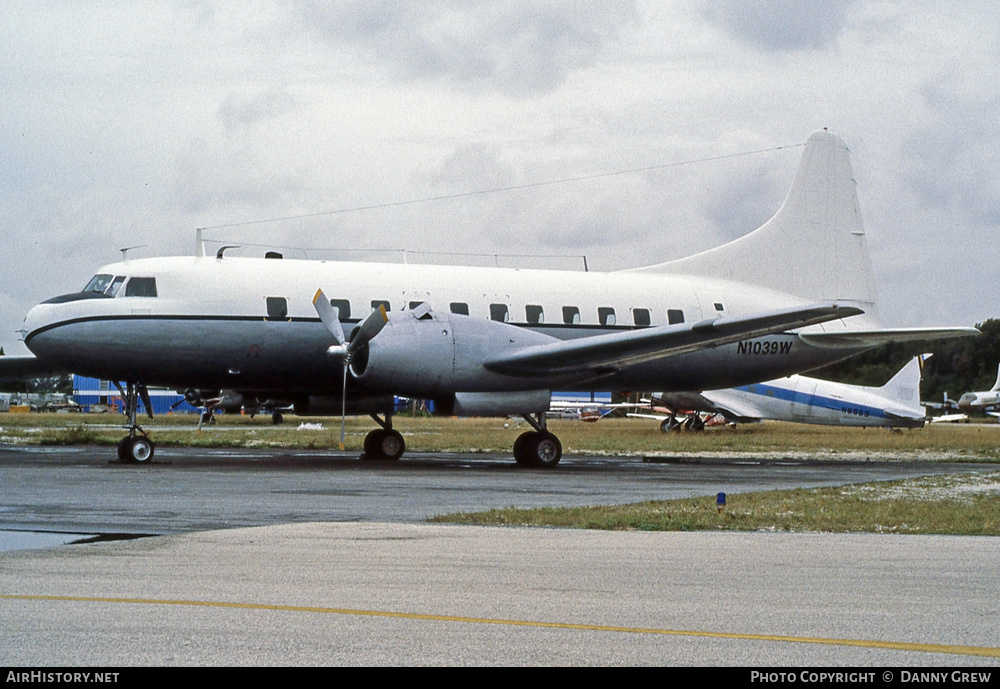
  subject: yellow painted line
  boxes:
[3,594,999,659]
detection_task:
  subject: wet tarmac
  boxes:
[2,444,995,538]
[2,444,998,665]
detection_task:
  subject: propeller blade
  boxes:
[340,363,347,451]
[349,303,389,353]
[313,289,346,345]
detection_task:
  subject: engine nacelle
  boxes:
[293,393,394,416]
[351,309,556,397]
[435,390,552,417]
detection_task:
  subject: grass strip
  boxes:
[430,472,1000,535]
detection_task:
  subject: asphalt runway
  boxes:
[1,445,998,666]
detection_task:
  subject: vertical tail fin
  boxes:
[991,363,1000,392]
[629,130,878,316]
[879,356,924,405]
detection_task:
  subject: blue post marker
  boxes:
[716,492,727,514]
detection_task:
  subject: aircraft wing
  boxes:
[484,303,862,377]
[0,355,69,383]
[798,327,979,349]
[930,413,969,423]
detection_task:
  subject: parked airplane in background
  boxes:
[177,388,290,425]
[645,355,929,430]
[2,130,977,466]
[956,364,1000,414]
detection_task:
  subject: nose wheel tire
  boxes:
[118,436,155,463]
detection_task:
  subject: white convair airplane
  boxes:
[646,355,929,430]
[5,130,978,466]
[956,364,1000,416]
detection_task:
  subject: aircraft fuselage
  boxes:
[22,255,868,398]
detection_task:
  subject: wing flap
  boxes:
[799,327,979,349]
[484,302,863,377]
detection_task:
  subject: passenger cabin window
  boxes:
[450,302,469,316]
[83,274,113,293]
[633,308,651,327]
[330,299,350,320]
[124,277,157,297]
[598,307,616,326]
[371,300,390,313]
[525,305,544,324]
[265,297,288,319]
[562,306,581,325]
[667,309,684,325]
[489,303,510,323]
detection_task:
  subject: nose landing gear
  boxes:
[114,381,155,463]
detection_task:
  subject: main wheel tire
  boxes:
[362,429,382,458]
[378,430,405,460]
[363,429,404,460]
[661,416,681,433]
[513,431,536,466]
[530,433,562,468]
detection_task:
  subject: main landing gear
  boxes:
[513,413,562,468]
[659,413,706,433]
[115,381,155,463]
[362,411,405,461]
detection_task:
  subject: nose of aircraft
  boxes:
[20,298,66,355]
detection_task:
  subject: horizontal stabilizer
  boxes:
[485,302,862,377]
[798,327,979,349]
[699,389,768,422]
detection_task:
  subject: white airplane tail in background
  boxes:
[630,129,879,318]
[991,363,1000,392]
[878,356,924,406]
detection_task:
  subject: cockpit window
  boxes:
[124,277,157,297]
[83,274,114,293]
[106,276,126,297]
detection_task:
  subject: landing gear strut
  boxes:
[114,381,155,463]
[362,411,405,461]
[513,413,562,468]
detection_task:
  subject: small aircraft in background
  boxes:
[928,364,1000,423]
[639,355,930,430]
[956,364,1000,414]
[174,389,291,425]
[548,392,643,422]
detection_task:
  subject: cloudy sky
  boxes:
[2,1,998,355]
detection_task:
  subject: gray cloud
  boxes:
[700,0,855,51]
[902,80,1000,225]
[295,1,638,95]
[217,87,299,132]
[699,162,783,243]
